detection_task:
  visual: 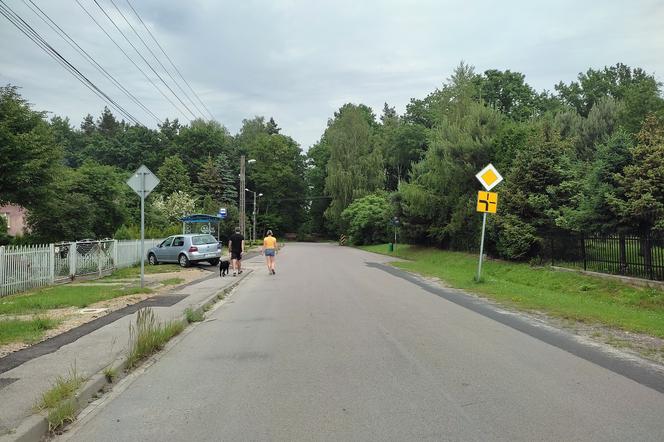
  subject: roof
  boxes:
[179,214,224,223]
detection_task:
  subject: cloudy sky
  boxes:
[1,0,663,149]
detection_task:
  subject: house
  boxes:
[0,204,27,236]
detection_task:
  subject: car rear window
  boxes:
[192,235,217,245]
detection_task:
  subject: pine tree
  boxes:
[215,153,237,204]
[266,117,281,135]
[196,156,224,203]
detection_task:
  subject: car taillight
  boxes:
[217,242,221,249]
[188,246,198,252]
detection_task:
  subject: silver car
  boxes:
[147,234,221,267]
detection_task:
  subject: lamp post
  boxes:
[239,157,256,239]
[245,188,262,245]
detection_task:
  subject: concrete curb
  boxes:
[0,271,250,442]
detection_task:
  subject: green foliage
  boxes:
[0,214,9,245]
[324,104,384,230]
[0,85,62,207]
[555,63,664,133]
[340,193,391,245]
[157,155,191,196]
[609,115,664,232]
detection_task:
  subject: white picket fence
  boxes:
[0,239,162,298]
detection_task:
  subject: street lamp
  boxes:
[239,157,256,239]
[245,188,262,245]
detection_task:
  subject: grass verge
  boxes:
[125,308,185,370]
[0,285,153,316]
[361,244,664,338]
[161,277,185,286]
[0,316,60,345]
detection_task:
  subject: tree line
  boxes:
[307,62,664,260]
[0,85,305,243]
[2,61,663,261]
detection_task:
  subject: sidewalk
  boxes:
[0,255,260,439]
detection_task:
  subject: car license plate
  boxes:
[206,253,216,258]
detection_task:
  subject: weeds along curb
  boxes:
[1,272,249,442]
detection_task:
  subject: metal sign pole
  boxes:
[476,212,487,282]
[140,172,145,289]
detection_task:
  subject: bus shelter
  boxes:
[179,214,223,239]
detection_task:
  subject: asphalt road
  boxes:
[61,243,664,441]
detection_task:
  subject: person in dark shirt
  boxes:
[228,227,245,276]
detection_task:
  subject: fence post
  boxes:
[619,234,627,274]
[98,241,103,277]
[0,246,5,296]
[69,241,77,279]
[645,235,654,280]
[49,243,55,284]
[581,235,586,271]
[113,240,118,269]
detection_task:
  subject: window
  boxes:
[161,237,174,248]
[172,237,185,247]
[193,235,217,245]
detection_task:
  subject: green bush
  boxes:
[341,193,391,245]
[494,214,540,260]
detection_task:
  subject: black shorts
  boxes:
[231,251,242,260]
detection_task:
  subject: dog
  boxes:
[219,259,230,277]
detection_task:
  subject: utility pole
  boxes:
[252,191,257,245]
[239,155,246,238]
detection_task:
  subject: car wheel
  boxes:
[178,254,190,268]
[148,253,158,265]
[208,258,220,266]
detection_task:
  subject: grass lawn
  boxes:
[361,244,664,338]
[0,284,153,316]
[0,317,60,345]
[106,264,183,279]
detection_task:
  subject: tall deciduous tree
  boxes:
[157,155,192,196]
[0,85,62,207]
[324,104,383,230]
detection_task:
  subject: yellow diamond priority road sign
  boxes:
[475,163,503,191]
[477,191,498,213]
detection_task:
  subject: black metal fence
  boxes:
[549,234,664,281]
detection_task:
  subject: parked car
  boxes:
[147,234,221,267]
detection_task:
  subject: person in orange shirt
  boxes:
[261,230,278,275]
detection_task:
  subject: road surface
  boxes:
[61,243,664,441]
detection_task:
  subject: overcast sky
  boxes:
[1,0,663,149]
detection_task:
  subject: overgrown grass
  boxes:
[37,368,84,411]
[0,285,153,316]
[103,366,118,383]
[184,307,204,323]
[47,399,77,432]
[0,316,60,345]
[161,278,185,286]
[106,264,183,279]
[361,244,664,337]
[125,308,185,370]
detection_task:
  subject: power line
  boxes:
[125,0,215,120]
[108,0,207,120]
[75,0,190,122]
[0,1,143,125]
[22,0,161,125]
[91,0,198,120]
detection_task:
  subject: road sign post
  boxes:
[127,165,160,288]
[475,164,502,282]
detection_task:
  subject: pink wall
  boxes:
[0,204,27,237]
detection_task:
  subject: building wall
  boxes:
[0,204,27,236]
